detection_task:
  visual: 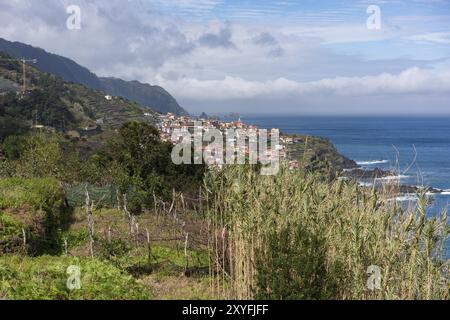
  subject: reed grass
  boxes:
[204,165,449,300]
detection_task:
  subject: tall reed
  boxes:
[204,165,449,300]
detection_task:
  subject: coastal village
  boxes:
[21,91,298,171]
[156,112,301,169]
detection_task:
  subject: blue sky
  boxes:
[0,0,450,114]
[150,0,450,59]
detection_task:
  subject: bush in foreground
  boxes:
[0,255,152,300]
[0,177,67,254]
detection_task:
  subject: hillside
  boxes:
[286,135,357,171]
[0,38,102,90]
[0,52,157,140]
[0,38,187,115]
[100,77,187,115]
[0,77,19,93]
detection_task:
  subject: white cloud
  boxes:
[407,32,450,44]
[154,67,450,100]
[0,0,449,114]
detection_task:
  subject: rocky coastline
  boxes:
[341,166,443,195]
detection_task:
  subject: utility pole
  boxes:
[0,57,37,92]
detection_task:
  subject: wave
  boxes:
[375,175,409,181]
[358,181,373,187]
[391,195,419,202]
[441,189,450,195]
[356,160,389,165]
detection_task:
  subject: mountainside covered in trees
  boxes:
[100,77,187,115]
[0,38,187,115]
[0,52,157,140]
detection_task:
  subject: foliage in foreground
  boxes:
[1,122,206,213]
[0,255,152,300]
[93,121,205,207]
[0,177,67,254]
[205,165,450,300]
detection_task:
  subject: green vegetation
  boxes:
[255,223,336,300]
[0,77,18,93]
[93,121,205,208]
[0,177,67,255]
[0,38,187,115]
[0,213,27,253]
[0,255,152,300]
[0,177,63,210]
[286,135,356,172]
[1,132,89,183]
[205,165,449,300]
[0,54,448,300]
[0,52,156,140]
[1,203,212,299]
[0,129,448,300]
[1,121,204,197]
[0,118,209,299]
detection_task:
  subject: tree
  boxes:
[15,132,63,179]
[2,134,28,160]
[94,122,205,209]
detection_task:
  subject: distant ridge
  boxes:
[100,77,187,115]
[0,38,188,115]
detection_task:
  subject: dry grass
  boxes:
[141,275,212,300]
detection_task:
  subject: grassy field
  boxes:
[0,255,152,300]
[0,206,214,300]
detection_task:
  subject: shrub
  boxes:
[1,134,28,160]
[14,133,63,179]
[2,132,87,183]
[0,255,152,300]
[0,177,63,211]
[255,223,339,300]
[0,177,67,254]
[100,239,131,259]
[0,212,27,253]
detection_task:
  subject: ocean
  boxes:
[238,116,450,212]
[237,115,450,256]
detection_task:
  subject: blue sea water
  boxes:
[237,115,450,256]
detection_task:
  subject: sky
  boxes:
[0,0,450,115]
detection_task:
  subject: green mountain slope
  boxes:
[0,77,19,93]
[0,52,157,140]
[100,77,187,115]
[0,38,188,115]
[0,38,103,90]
